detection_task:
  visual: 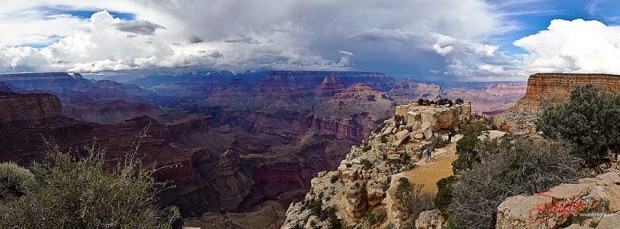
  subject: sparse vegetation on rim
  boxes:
[0,128,180,228]
[537,84,620,167]
[438,137,582,229]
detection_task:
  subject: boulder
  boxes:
[415,209,445,229]
[382,127,394,135]
[422,127,433,140]
[393,130,410,146]
[497,172,620,229]
[413,132,424,140]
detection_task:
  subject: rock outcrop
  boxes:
[512,73,620,113]
[0,92,61,123]
[495,73,620,136]
[314,74,346,97]
[395,102,471,139]
[497,171,620,229]
[282,102,470,228]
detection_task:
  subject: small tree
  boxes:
[452,134,480,173]
[417,98,425,105]
[538,84,620,166]
[395,178,435,227]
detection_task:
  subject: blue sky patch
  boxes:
[40,7,135,20]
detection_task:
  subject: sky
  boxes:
[1,0,620,82]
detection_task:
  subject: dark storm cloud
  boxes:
[115,20,164,35]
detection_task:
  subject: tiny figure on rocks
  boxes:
[424,147,432,163]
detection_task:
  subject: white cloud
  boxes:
[0,0,520,80]
[514,19,620,74]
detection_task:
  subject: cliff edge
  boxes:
[282,102,470,228]
[495,73,620,135]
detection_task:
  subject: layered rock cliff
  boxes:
[496,73,620,135]
[282,102,470,228]
[512,73,620,113]
[0,92,61,123]
[0,92,250,217]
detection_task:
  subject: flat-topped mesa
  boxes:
[394,102,471,139]
[0,72,83,81]
[513,73,620,112]
[0,92,62,123]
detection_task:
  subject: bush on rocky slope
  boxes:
[0,162,36,201]
[439,138,582,229]
[0,131,180,228]
[538,84,620,167]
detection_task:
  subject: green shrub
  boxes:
[380,135,388,143]
[361,159,372,170]
[362,144,372,152]
[417,98,425,105]
[330,175,339,184]
[455,98,464,105]
[0,163,36,200]
[445,139,582,228]
[0,131,180,228]
[537,84,620,167]
[452,134,480,173]
[434,175,455,215]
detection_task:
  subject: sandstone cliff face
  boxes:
[497,171,620,229]
[496,73,620,135]
[314,74,346,97]
[0,92,61,123]
[512,73,620,113]
[282,102,470,228]
[0,92,252,217]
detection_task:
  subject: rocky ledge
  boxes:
[282,102,470,228]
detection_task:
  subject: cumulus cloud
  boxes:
[0,0,522,80]
[514,19,620,74]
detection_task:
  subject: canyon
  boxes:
[0,70,525,228]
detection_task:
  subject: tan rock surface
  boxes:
[496,172,620,229]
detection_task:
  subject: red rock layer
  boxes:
[513,73,620,112]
